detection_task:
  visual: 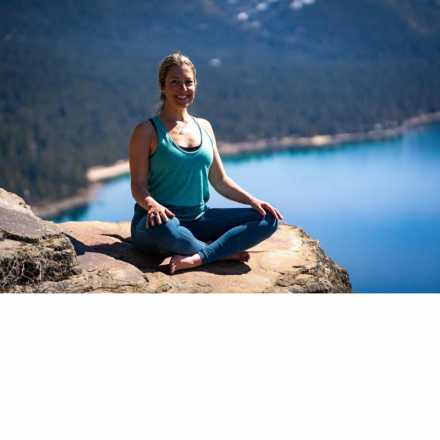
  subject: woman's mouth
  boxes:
[176,95,190,102]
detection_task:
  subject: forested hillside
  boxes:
[1,0,440,205]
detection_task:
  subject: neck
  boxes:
[160,104,191,123]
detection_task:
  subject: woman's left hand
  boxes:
[249,198,284,221]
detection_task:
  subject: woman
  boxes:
[129,52,283,274]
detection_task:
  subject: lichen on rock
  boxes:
[0,188,79,291]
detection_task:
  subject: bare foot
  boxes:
[222,251,250,263]
[169,253,203,275]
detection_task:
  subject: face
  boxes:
[161,64,196,109]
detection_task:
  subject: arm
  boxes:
[128,122,174,226]
[199,118,283,221]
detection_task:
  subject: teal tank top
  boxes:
[148,115,214,221]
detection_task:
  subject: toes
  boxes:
[240,252,250,262]
[223,252,250,262]
[169,256,177,275]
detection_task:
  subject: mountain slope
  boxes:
[1,0,440,205]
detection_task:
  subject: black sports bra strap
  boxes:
[149,117,159,137]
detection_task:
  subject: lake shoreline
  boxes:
[33,184,100,218]
[34,110,440,218]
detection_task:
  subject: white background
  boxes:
[1,294,439,440]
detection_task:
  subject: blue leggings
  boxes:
[130,204,278,264]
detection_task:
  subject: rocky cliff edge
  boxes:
[0,188,351,293]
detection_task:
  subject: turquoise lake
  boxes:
[51,123,440,292]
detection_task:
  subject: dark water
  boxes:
[51,124,440,292]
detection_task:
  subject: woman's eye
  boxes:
[185,81,194,86]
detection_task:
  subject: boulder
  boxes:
[0,188,79,291]
[1,188,351,293]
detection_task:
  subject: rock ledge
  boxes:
[1,188,351,293]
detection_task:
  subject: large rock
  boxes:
[1,188,351,293]
[33,221,350,293]
[0,189,79,291]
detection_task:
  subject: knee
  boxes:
[131,217,181,254]
[147,217,181,245]
[131,213,146,241]
[133,216,179,236]
[262,212,278,236]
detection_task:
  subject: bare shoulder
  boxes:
[130,119,157,152]
[132,119,156,140]
[195,117,215,137]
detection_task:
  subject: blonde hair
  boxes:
[157,52,197,112]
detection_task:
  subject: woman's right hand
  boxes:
[145,198,175,228]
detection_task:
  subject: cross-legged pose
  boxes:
[129,52,283,274]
